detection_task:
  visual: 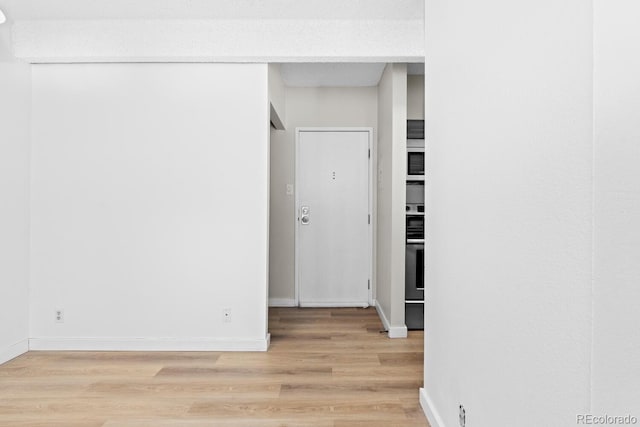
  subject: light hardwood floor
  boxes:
[0,307,429,427]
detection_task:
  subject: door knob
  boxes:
[301,206,310,225]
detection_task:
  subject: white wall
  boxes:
[269,86,378,306]
[30,63,270,351]
[268,64,286,130]
[376,64,407,337]
[592,0,640,415]
[422,1,593,426]
[407,74,424,120]
[0,23,31,364]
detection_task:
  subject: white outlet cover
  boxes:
[286,184,294,195]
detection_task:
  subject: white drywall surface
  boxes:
[422,1,593,425]
[12,19,423,63]
[5,1,423,63]
[268,64,286,129]
[269,87,378,306]
[407,75,424,120]
[376,64,407,337]
[592,0,640,415]
[0,24,31,364]
[279,63,386,88]
[29,63,270,350]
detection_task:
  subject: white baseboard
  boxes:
[373,299,408,338]
[269,298,296,307]
[299,302,369,308]
[388,325,408,338]
[0,339,29,365]
[420,388,446,427]
[29,334,271,352]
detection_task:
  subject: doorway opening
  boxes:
[268,62,425,338]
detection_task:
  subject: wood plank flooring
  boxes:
[0,307,429,427]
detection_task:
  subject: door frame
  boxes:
[294,127,374,307]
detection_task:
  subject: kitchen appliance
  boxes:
[405,205,424,329]
[405,179,425,241]
[405,243,424,300]
[405,301,424,330]
[406,216,424,240]
[406,181,425,214]
[407,137,425,177]
[407,148,425,176]
[405,240,425,330]
[405,120,425,330]
[404,243,424,330]
[407,119,424,140]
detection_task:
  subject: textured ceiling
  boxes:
[280,62,424,87]
[0,0,423,21]
[280,63,386,87]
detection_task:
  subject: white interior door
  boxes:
[296,129,371,307]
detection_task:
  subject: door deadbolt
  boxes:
[301,206,310,225]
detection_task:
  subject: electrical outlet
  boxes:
[286,184,294,195]
[459,404,466,427]
[223,308,232,323]
[55,309,64,324]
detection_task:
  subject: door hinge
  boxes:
[368,279,370,290]
[368,149,371,158]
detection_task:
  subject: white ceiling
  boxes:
[0,0,423,21]
[280,63,424,87]
[280,63,386,87]
[2,0,425,73]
